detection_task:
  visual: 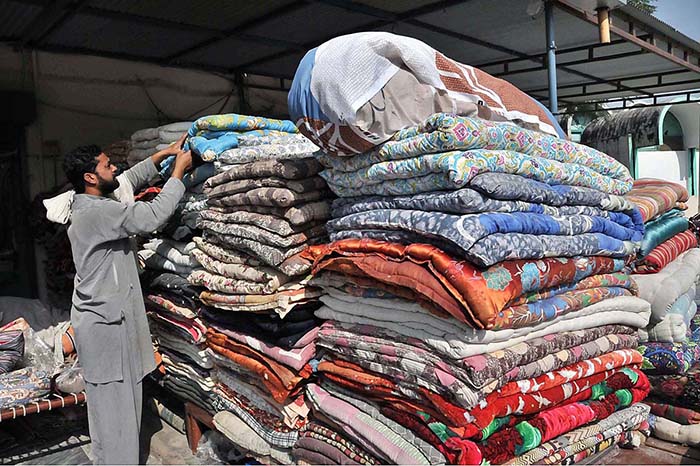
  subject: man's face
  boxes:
[85,153,120,195]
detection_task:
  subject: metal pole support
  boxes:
[545,0,558,114]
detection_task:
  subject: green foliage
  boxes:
[627,0,657,14]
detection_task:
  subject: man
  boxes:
[63,141,191,465]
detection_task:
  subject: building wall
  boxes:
[0,44,289,197]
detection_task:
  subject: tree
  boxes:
[627,0,657,14]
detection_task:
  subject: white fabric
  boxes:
[143,238,195,267]
[634,249,700,322]
[130,127,159,142]
[132,139,160,150]
[639,313,689,343]
[310,31,557,135]
[139,249,194,276]
[43,172,135,224]
[316,293,651,359]
[653,416,700,446]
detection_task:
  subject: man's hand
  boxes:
[150,132,189,167]
[171,150,193,180]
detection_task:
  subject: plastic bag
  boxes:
[22,326,59,373]
[55,359,85,394]
[194,430,245,465]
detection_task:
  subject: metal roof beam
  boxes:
[557,90,700,114]
[231,0,474,71]
[19,0,87,46]
[164,2,309,64]
[492,49,648,77]
[554,0,700,75]
[524,68,691,94]
[556,77,700,100]
[477,35,649,69]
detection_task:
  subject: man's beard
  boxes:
[97,174,120,195]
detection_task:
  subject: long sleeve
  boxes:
[121,157,159,193]
[97,177,185,241]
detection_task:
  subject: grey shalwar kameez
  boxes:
[67,159,185,465]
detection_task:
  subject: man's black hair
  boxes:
[63,145,102,194]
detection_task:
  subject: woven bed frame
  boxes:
[0,392,86,422]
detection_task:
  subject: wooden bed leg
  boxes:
[185,403,203,455]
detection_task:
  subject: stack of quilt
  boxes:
[292,103,652,462]
[139,237,215,413]
[127,121,191,166]
[176,113,331,458]
[625,179,700,446]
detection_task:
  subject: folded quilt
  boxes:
[154,332,212,369]
[203,231,312,270]
[639,287,697,343]
[322,382,447,465]
[191,248,288,285]
[646,400,700,425]
[143,238,195,261]
[204,176,327,200]
[187,113,297,161]
[131,127,159,142]
[651,415,700,447]
[206,187,331,208]
[198,220,326,248]
[469,172,635,211]
[331,184,641,229]
[639,340,700,374]
[204,158,322,189]
[215,367,309,429]
[316,294,651,359]
[147,311,206,344]
[200,307,319,349]
[502,403,650,465]
[319,322,638,399]
[193,236,260,265]
[211,325,315,371]
[324,114,629,184]
[212,390,299,449]
[207,329,311,403]
[145,293,198,320]
[217,140,319,165]
[639,210,689,257]
[625,178,689,223]
[189,113,297,135]
[190,268,303,295]
[328,209,643,252]
[635,229,698,274]
[305,239,630,327]
[198,282,316,304]
[321,149,632,197]
[296,421,381,465]
[199,209,322,238]
[0,328,24,374]
[318,359,648,442]
[0,367,51,409]
[633,248,700,320]
[140,249,193,276]
[305,383,435,465]
[215,375,303,432]
[210,201,330,227]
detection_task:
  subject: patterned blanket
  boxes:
[319,114,630,186]
[289,31,562,156]
[316,292,650,359]
[327,209,642,266]
[305,239,632,327]
[321,149,632,197]
[639,210,689,258]
[625,178,689,223]
[635,229,698,274]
